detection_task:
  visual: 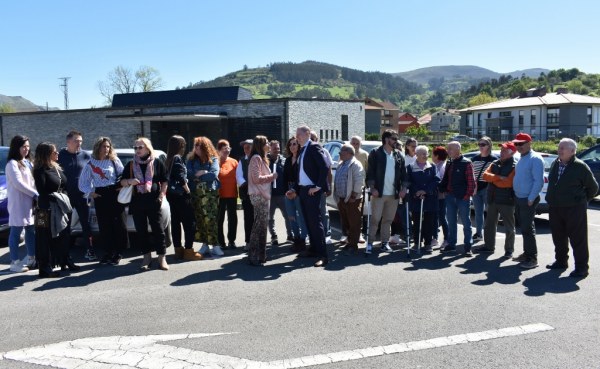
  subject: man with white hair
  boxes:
[438,141,476,256]
[545,138,598,278]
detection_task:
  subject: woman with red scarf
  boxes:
[120,137,169,271]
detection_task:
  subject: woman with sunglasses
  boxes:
[79,137,127,265]
[187,137,222,256]
[470,136,497,243]
[121,137,169,271]
[283,136,308,253]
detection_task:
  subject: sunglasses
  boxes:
[133,145,145,150]
[389,137,398,141]
[478,143,489,147]
[514,142,527,147]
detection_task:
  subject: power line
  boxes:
[58,77,71,110]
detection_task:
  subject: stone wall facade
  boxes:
[287,100,364,142]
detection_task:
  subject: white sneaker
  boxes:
[359,235,366,244]
[198,244,210,254]
[10,260,29,273]
[430,239,439,247]
[211,245,225,256]
[340,236,348,243]
[21,255,35,268]
[326,236,333,244]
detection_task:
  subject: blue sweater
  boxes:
[57,148,91,197]
[513,150,544,201]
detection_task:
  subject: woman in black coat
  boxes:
[33,142,79,278]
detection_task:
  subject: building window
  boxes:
[341,115,348,141]
[320,129,323,141]
[487,112,492,119]
[531,109,536,128]
[499,111,512,117]
[588,106,592,123]
[547,108,559,127]
[466,113,473,127]
[384,110,390,116]
[477,113,482,127]
[518,110,524,130]
[325,130,329,140]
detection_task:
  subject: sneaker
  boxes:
[440,245,456,253]
[340,236,348,243]
[423,244,433,254]
[519,259,538,269]
[512,253,527,262]
[85,248,98,261]
[569,269,589,278]
[502,252,513,259]
[389,234,406,245]
[110,254,122,265]
[546,262,568,270]
[365,243,373,255]
[21,255,36,269]
[99,254,112,264]
[10,260,28,273]
[358,235,366,244]
[463,250,473,257]
[287,235,294,242]
[227,242,237,249]
[441,240,450,248]
[430,239,439,248]
[199,244,210,254]
[472,234,483,242]
[271,237,279,246]
[211,245,225,256]
[326,236,333,245]
[380,242,393,252]
[472,246,494,254]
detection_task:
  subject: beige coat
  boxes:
[333,157,364,204]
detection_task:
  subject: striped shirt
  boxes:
[78,158,124,196]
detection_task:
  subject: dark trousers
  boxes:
[241,195,254,244]
[35,213,70,271]
[434,198,448,241]
[131,195,166,255]
[515,196,539,259]
[299,186,327,259]
[94,186,127,256]
[167,193,196,249]
[549,203,590,271]
[412,211,435,246]
[218,197,238,246]
[338,198,362,247]
[68,194,92,248]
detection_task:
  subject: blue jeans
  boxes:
[285,196,307,239]
[472,187,487,236]
[320,193,331,237]
[445,194,472,250]
[9,225,35,261]
[434,198,448,241]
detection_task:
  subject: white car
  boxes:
[463,150,556,214]
[70,149,172,246]
[323,140,381,209]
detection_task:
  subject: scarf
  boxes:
[133,154,154,194]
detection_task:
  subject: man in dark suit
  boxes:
[286,125,330,267]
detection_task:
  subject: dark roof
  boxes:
[111,86,253,108]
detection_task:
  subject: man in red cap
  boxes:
[511,133,545,268]
[474,142,517,257]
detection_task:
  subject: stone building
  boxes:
[0,87,364,158]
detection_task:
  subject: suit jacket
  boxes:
[296,140,329,192]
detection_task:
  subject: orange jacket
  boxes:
[218,157,238,198]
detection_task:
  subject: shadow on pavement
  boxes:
[522,269,581,296]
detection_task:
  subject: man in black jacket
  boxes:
[545,138,598,278]
[365,130,406,254]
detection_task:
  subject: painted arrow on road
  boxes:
[1,323,553,368]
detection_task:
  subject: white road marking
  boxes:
[1,323,554,368]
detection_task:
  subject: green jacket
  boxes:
[546,156,598,207]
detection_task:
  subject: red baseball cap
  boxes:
[512,133,532,143]
[499,141,517,153]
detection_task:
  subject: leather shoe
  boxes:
[314,258,328,267]
[61,262,81,272]
[39,269,60,278]
[546,261,568,270]
[569,269,589,278]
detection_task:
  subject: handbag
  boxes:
[167,155,187,196]
[35,208,50,228]
[118,185,133,204]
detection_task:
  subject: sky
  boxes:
[2,0,599,110]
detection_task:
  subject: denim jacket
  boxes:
[186,156,220,191]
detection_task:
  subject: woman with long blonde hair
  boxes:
[186,136,222,256]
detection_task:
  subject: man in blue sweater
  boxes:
[511,133,544,269]
[58,130,93,260]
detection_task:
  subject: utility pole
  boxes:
[58,77,71,110]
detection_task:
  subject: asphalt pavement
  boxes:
[1,201,599,368]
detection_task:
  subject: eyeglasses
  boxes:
[290,142,298,146]
[133,145,145,150]
[478,143,489,147]
[389,137,398,142]
[514,142,527,147]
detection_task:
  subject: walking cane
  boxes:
[405,196,411,259]
[364,188,372,256]
[417,196,424,255]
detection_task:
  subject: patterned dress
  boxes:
[187,156,220,245]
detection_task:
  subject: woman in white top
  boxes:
[404,137,418,166]
[5,135,39,272]
[78,137,127,265]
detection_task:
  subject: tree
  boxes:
[0,104,15,113]
[98,65,164,104]
[405,125,431,140]
[468,93,497,107]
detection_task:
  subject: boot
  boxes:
[140,253,152,271]
[183,248,203,261]
[174,246,184,260]
[158,254,169,271]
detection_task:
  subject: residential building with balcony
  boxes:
[364,98,400,135]
[459,90,600,141]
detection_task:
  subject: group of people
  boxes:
[4,126,598,278]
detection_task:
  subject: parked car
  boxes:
[0,146,9,233]
[70,149,172,246]
[450,135,477,143]
[323,140,381,209]
[463,150,556,214]
[576,143,600,195]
